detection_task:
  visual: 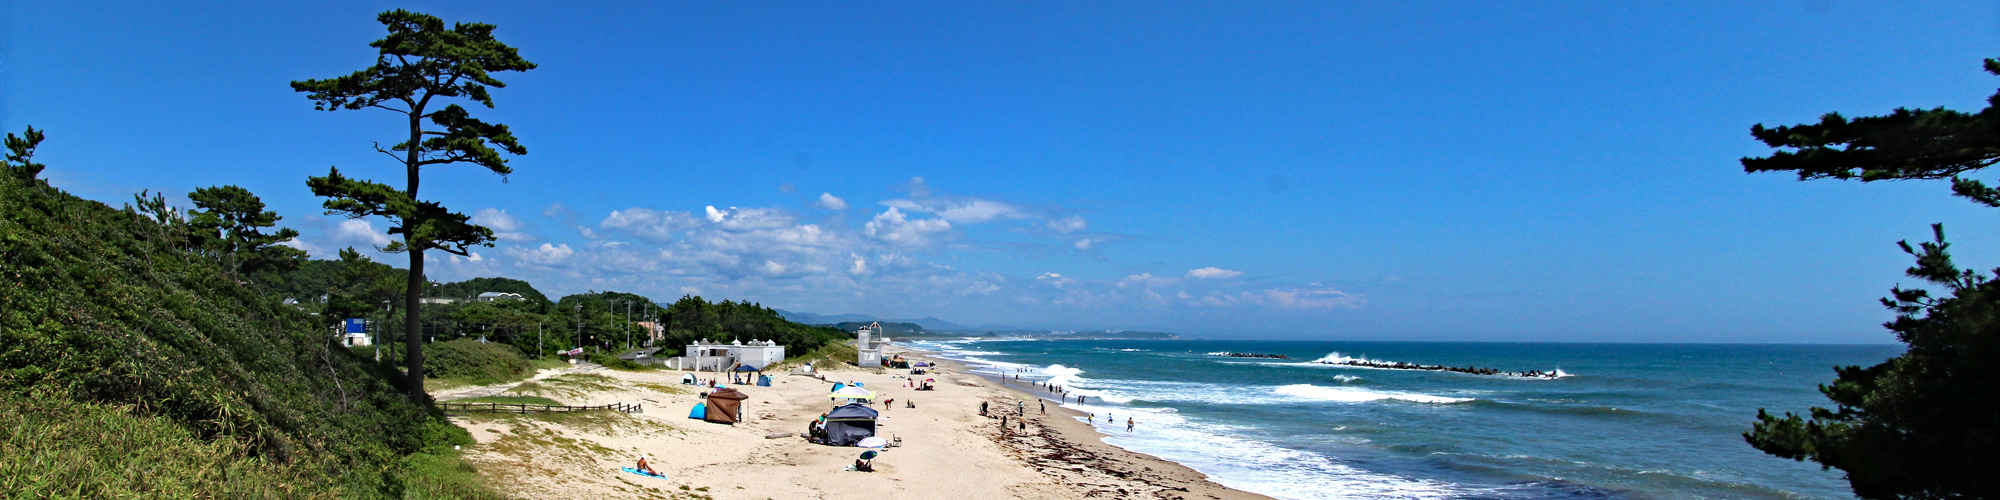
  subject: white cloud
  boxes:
[864,207,951,247]
[277,236,320,256]
[472,208,535,242]
[1074,238,1094,250]
[506,243,575,268]
[1036,272,1076,287]
[1048,215,1088,234]
[705,206,796,232]
[816,192,849,211]
[879,198,1027,224]
[600,208,701,242]
[1262,288,1365,309]
[332,219,394,248]
[1187,267,1243,279]
[905,176,931,198]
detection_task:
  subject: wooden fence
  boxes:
[439,401,643,414]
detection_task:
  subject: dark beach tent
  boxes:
[704,387,750,424]
[680,373,699,385]
[823,403,879,446]
[735,364,760,372]
[757,375,772,387]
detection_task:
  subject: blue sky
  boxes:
[6,1,1998,342]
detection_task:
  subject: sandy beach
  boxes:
[451,345,1272,500]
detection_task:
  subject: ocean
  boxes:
[900,339,1900,500]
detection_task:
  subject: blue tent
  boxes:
[735,365,760,372]
[688,402,707,419]
[757,375,772,387]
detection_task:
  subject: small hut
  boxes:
[703,387,749,424]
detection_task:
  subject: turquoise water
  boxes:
[903,339,1900,500]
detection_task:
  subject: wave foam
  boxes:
[1274,384,1471,404]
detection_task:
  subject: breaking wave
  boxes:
[1274,384,1473,404]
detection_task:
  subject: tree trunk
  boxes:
[405,240,425,402]
[403,108,426,403]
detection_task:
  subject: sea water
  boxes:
[901,339,1898,500]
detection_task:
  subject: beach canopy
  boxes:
[913,362,930,367]
[822,403,879,446]
[830,385,874,400]
[703,387,750,424]
[735,364,760,372]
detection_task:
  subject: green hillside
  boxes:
[0,138,495,498]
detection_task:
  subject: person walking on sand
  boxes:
[1040,400,1046,414]
[1127,417,1134,432]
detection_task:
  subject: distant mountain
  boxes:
[888,316,968,331]
[772,310,969,331]
[773,309,880,325]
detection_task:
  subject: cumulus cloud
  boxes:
[705,206,796,232]
[506,243,575,269]
[1074,238,1094,250]
[600,208,702,242]
[472,208,535,242]
[331,219,394,248]
[816,192,849,211]
[881,198,1027,224]
[864,207,952,247]
[1048,215,1088,234]
[1187,267,1243,279]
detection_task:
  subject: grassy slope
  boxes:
[0,174,499,498]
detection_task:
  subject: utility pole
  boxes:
[624,301,633,351]
[574,303,585,355]
[537,322,543,359]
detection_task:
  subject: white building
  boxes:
[476,292,525,302]
[666,339,787,371]
[342,331,372,347]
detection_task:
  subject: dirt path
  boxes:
[433,362,606,401]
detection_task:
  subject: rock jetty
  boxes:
[1212,352,1289,359]
[1317,358,1564,379]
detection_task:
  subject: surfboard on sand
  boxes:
[622,467,668,480]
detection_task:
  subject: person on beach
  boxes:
[853,451,876,472]
[635,454,660,476]
[1017,401,1024,416]
[1127,418,1134,432]
[980,401,988,416]
[1040,400,1046,414]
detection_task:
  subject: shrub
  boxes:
[0,140,500,498]
[589,352,646,371]
[426,339,531,385]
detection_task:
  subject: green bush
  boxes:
[426,339,530,385]
[588,352,646,371]
[0,143,500,498]
[0,391,338,498]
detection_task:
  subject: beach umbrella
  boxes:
[859,450,878,460]
[830,385,875,399]
[735,365,760,372]
[913,362,930,367]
